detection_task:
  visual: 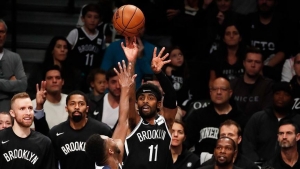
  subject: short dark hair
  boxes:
[87,68,106,85]
[82,3,101,17]
[85,134,107,166]
[106,65,119,81]
[44,65,63,80]
[219,119,242,136]
[279,119,299,134]
[66,90,89,105]
[217,136,237,151]
[243,46,263,61]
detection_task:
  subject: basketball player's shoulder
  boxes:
[87,118,112,134]
[30,129,52,144]
[49,121,68,136]
[0,127,11,138]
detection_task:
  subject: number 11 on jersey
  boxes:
[148,144,158,162]
[85,54,94,66]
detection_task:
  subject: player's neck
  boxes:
[215,163,234,169]
[83,26,97,35]
[243,73,259,84]
[214,103,232,115]
[227,45,238,56]
[281,148,298,167]
[46,92,62,103]
[53,59,62,68]
[259,14,273,25]
[106,157,119,169]
[108,92,120,107]
[69,118,88,130]
[12,123,31,138]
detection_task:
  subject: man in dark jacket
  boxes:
[242,82,300,163]
[186,77,246,157]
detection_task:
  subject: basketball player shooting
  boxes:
[120,36,178,169]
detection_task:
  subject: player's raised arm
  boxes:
[151,47,177,130]
[113,60,136,141]
[121,37,140,130]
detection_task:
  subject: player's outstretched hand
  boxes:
[114,60,137,88]
[121,36,139,63]
[36,81,47,110]
[151,47,171,74]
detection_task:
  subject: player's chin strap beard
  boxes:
[142,114,159,125]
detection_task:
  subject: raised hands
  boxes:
[36,81,47,110]
[114,60,137,88]
[151,47,171,74]
[121,37,139,63]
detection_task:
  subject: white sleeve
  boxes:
[281,58,294,82]
[66,29,79,48]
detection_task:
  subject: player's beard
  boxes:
[279,140,294,149]
[15,115,33,128]
[71,111,84,123]
[139,107,156,120]
[216,156,232,167]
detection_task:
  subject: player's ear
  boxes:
[9,110,15,118]
[157,101,162,109]
[86,106,89,113]
[108,148,114,155]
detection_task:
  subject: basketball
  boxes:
[113,5,145,37]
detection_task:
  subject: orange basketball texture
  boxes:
[113,5,145,37]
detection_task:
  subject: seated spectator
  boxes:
[86,68,107,113]
[245,0,287,81]
[209,22,246,86]
[163,46,190,110]
[242,82,300,163]
[281,55,296,82]
[100,36,154,89]
[0,111,13,130]
[289,53,300,114]
[27,36,77,98]
[0,19,27,112]
[186,77,246,156]
[67,3,106,92]
[201,120,259,169]
[171,119,200,169]
[31,66,68,135]
[263,119,300,169]
[231,47,273,120]
[197,137,242,169]
[88,66,120,129]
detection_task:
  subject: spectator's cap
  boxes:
[136,83,162,101]
[272,82,292,96]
